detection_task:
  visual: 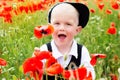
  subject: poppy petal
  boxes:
[98,3,104,10]
[0,58,7,66]
[23,57,43,74]
[84,72,92,80]
[90,56,97,66]
[62,70,71,79]
[35,51,52,60]
[46,56,57,68]
[91,54,106,58]
[46,63,63,76]
[34,26,42,39]
[73,66,87,79]
[90,54,106,66]
[45,24,54,35]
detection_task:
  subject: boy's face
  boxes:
[50,3,82,46]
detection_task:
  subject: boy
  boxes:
[35,2,95,80]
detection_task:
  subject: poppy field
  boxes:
[0,0,120,80]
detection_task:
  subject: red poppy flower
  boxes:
[2,12,12,23]
[24,6,29,14]
[0,58,7,66]
[90,54,106,66]
[107,25,117,35]
[46,56,57,68]
[2,1,7,6]
[45,25,54,35]
[73,66,87,79]
[62,70,71,79]
[34,26,42,38]
[84,72,92,80]
[4,6,13,12]
[32,3,38,12]
[37,2,43,11]
[90,57,97,66]
[110,22,116,27]
[23,57,43,73]
[111,2,119,10]
[23,57,43,80]
[46,63,63,76]
[98,3,104,10]
[4,17,12,23]
[19,6,25,13]
[34,25,54,39]
[90,8,95,13]
[106,9,112,14]
[34,51,52,60]
[91,54,106,58]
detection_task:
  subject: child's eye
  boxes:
[54,22,60,25]
[66,23,72,26]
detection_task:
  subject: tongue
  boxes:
[58,35,66,40]
[59,36,66,39]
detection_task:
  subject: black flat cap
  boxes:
[48,2,90,28]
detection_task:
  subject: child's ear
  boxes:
[76,26,82,33]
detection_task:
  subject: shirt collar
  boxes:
[51,40,63,59]
[51,39,78,59]
[69,40,78,58]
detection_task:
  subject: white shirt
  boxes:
[39,40,95,79]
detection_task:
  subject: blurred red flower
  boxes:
[46,56,57,68]
[62,66,92,80]
[73,66,92,80]
[111,1,119,10]
[0,58,7,66]
[32,3,38,12]
[34,25,54,39]
[34,51,52,60]
[98,3,104,10]
[73,66,87,79]
[62,70,71,79]
[106,9,112,14]
[84,72,92,80]
[2,1,7,6]
[34,50,62,76]
[107,22,117,35]
[24,50,93,79]
[110,22,116,27]
[46,63,63,76]
[90,54,106,66]
[19,6,29,13]
[90,8,95,13]
[4,6,13,12]
[23,50,61,79]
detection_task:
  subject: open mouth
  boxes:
[58,34,66,40]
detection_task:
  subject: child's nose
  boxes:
[59,25,65,31]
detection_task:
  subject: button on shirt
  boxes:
[39,40,95,80]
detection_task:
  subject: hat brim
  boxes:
[48,2,90,28]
